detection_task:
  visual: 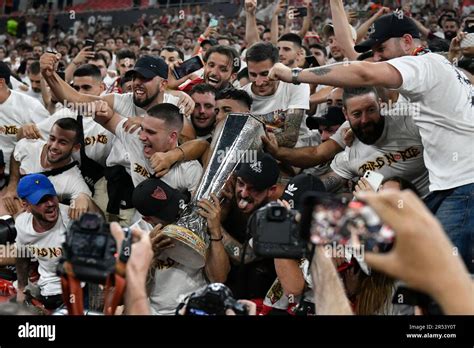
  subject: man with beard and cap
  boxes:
[219,152,280,301]
[14,174,102,309]
[268,12,474,272]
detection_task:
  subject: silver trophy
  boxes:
[161,113,266,269]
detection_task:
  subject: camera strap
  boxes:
[60,270,85,315]
[103,274,126,315]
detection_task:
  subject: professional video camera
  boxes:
[57,213,117,283]
[248,202,306,259]
[250,193,394,259]
[0,216,16,245]
[184,283,248,316]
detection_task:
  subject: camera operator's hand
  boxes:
[225,299,257,315]
[111,223,153,315]
[149,224,175,255]
[198,193,222,238]
[355,190,474,315]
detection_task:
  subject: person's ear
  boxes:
[342,107,349,121]
[268,184,278,198]
[160,78,168,91]
[99,82,106,93]
[230,72,237,83]
[72,143,81,153]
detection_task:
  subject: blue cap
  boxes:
[17,174,57,205]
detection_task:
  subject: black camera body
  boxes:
[185,283,248,316]
[0,216,16,245]
[58,213,116,283]
[249,202,306,259]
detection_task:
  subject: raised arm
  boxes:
[269,61,403,89]
[329,0,359,61]
[262,133,343,168]
[298,0,313,39]
[271,0,286,44]
[245,0,260,47]
[356,7,390,43]
[40,52,114,108]
[275,259,306,296]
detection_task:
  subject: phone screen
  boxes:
[85,39,95,50]
[209,18,219,27]
[305,55,320,68]
[173,56,204,80]
[301,193,394,252]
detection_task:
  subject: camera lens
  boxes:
[0,217,17,245]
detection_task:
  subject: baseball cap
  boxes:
[323,23,357,42]
[132,177,188,223]
[355,13,421,53]
[0,61,11,85]
[306,106,346,130]
[124,55,168,80]
[281,174,326,210]
[236,152,279,191]
[17,174,57,205]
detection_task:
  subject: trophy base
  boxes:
[160,224,207,269]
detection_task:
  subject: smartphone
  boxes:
[172,56,204,80]
[362,170,384,192]
[295,7,307,17]
[305,55,320,68]
[300,192,394,252]
[209,18,219,27]
[85,39,95,50]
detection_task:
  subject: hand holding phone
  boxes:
[85,39,95,50]
[362,171,384,192]
[172,56,204,80]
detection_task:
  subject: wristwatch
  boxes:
[291,68,302,85]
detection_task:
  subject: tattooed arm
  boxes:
[221,228,258,264]
[275,109,304,148]
[269,61,403,89]
[319,170,348,193]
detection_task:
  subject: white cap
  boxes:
[323,23,358,42]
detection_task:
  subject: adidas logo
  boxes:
[284,184,298,197]
[250,161,262,173]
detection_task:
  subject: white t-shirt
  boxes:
[387,53,474,191]
[0,90,50,174]
[106,92,181,169]
[14,139,92,202]
[114,118,203,191]
[130,219,207,315]
[242,81,311,147]
[330,116,430,197]
[15,204,70,296]
[36,109,114,167]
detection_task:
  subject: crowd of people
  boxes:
[0,0,472,316]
